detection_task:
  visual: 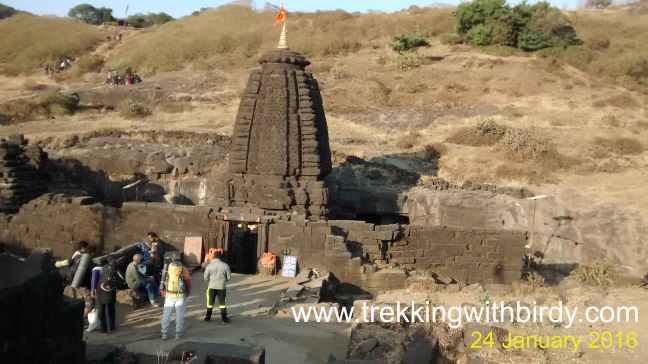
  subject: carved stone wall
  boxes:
[227,50,332,219]
[0,135,47,211]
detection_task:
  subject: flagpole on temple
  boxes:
[277,22,288,50]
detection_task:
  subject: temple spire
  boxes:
[277,22,289,50]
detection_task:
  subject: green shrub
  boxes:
[455,0,577,52]
[518,26,553,51]
[467,24,493,46]
[119,100,152,119]
[392,35,430,53]
[126,12,174,28]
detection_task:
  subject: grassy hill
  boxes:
[105,5,453,74]
[0,14,103,75]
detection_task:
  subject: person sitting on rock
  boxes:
[71,240,89,262]
[126,253,160,307]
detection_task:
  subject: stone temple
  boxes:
[227,48,332,220]
[0,35,528,294]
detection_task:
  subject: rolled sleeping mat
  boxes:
[92,243,142,265]
[71,253,91,288]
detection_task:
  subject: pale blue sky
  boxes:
[4,0,583,18]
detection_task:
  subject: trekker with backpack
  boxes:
[160,253,191,340]
[96,260,119,334]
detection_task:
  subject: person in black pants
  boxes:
[96,262,118,334]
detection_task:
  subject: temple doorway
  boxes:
[227,222,259,274]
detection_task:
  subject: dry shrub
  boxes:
[590,136,644,157]
[500,127,553,160]
[38,91,80,117]
[422,143,447,161]
[157,101,194,114]
[592,94,640,109]
[385,51,423,71]
[74,55,105,74]
[586,35,610,51]
[601,114,620,127]
[330,66,347,80]
[500,105,524,118]
[119,100,152,119]
[494,163,558,184]
[0,99,41,125]
[445,118,506,147]
[571,258,617,289]
[368,79,394,107]
[23,79,48,91]
[441,33,464,45]
[0,91,78,124]
[524,271,546,291]
[404,78,426,94]
[396,131,422,149]
[0,14,103,75]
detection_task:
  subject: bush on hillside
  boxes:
[0,3,19,19]
[119,100,152,119]
[392,35,430,53]
[38,91,80,117]
[455,0,578,51]
[126,12,174,28]
[445,117,507,146]
[68,4,115,25]
[501,126,553,159]
[585,0,612,8]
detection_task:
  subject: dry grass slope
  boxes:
[106,5,453,75]
[0,14,103,75]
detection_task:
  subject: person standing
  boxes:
[148,232,166,285]
[126,253,160,307]
[96,261,118,334]
[161,253,192,340]
[203,251,231,324]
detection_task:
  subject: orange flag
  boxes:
[274,3,286,26]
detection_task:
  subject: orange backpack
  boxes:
[260,252,276,268]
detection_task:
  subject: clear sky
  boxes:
[4,0,583,18]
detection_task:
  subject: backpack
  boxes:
[165,261,185,294]
[100,262,119,291]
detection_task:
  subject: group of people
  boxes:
[44,58,72,76]
[106,68,142,85]
[107,33,123,42]
[71,232,231,341]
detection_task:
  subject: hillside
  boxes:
[0,5,647,274]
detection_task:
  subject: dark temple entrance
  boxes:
[227,222,259,274]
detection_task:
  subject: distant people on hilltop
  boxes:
[106,67,143,86]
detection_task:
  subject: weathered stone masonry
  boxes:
[1,198,526,293]
[227,50,332,219]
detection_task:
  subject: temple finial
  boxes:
[277,22,289,50]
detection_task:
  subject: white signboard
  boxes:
[282,255,298,278]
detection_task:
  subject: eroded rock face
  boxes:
[227,49,332,219]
